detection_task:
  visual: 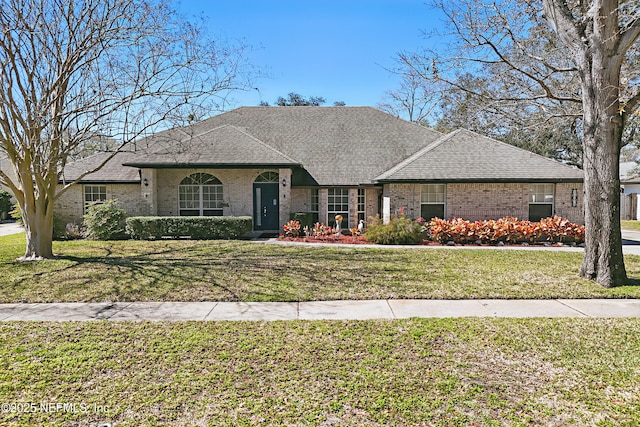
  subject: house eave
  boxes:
[375,178,584,184]
[121,162,301,169]
[58,180,141,185]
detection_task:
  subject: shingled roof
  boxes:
[64,106,443,186]
[375,129,583,183]
[122,124,299,168]
[165,106,443,186]
[61,107,583,185]
[61,151,140,183]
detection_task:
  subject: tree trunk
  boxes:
[20,196,55,260]
[577,46,627,287]
[580,127,627,287]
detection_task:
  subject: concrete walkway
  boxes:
[0,221,22,236]
[1,299,639,321]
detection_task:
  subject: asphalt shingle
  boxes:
[375,129,583,182]
[61,108,582,185]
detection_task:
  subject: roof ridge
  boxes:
[169,123,300,165]
[225,125,301,164]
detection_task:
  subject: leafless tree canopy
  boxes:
[0,0,254,258]
[397,0,640,287]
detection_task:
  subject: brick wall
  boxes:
[385,184,422,218]
[155,168,281,217]
[447,183,528,220]
[555,183,584,224]
[386,182,585,224]
[364,188,381,221]
[55,183,145,225]
[291,188,312,213]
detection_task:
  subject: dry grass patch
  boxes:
[1,319,639,426]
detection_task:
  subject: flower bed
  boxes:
[281,216,585,246]
[427,216,585,245]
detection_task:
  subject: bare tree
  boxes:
[378,69,441,124]
[259,92,345,106]
[402,0,639,287]
[0,0,254,259]
[544,0,639,287]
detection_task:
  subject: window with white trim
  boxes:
[255,171,279,183]
[357,189,366,222]
[179,173,223,216]
[328,188,349,227]
[529,183,554,221]
[310,188,319,224]
[420,184,445,220]
[83,185,106,212]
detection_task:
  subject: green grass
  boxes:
[1,319,639,426]
[622,220,640,231]
[2,233,640,302]
[2,234,640,426]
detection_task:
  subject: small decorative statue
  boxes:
[335,214,343,234]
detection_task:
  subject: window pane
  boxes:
[421,204,444,220]
[202,185,223,208]
[328,188,349,211]
[179,173,224,216]
[421,184,445,204]
[84,185,107,212]
[255,172,279,183]
[179,186,200,209]
[310,189,319,212]
[529,184,554,204]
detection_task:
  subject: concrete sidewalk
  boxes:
[1,299,639,321]
[0,222,22,236]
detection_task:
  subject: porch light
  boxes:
[571,188,578,207]
[143,178,149,187]
[282,177,287,187]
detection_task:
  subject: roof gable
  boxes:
[376,129,583,182]
[123,124,299,167]
[187,106,443,185]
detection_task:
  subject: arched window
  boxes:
[254,171,279,183]
[178,173,223,216]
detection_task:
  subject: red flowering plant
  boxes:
[426,216,584,245]
[282,220,301,238]
[312,222,334,240]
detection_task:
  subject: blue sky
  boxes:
[178,0,442,109]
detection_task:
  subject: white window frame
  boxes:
[327,188,349,225]
[83,185,107,212]
[357,188,366,222]
[529,183,555,205]
[178,173,224,216]
[420,184,446,219]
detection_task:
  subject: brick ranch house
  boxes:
[57,106,585,231]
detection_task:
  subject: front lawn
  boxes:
[1,319,639,426]
[1,233,640,302]
[622,220,640,231]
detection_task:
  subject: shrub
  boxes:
[365,214,424,245]
[0,190,12,219]
[283,220,301,238]
[308,222,337,240]
[83,199,127,240]
[427,216,585,244]
[126,216,253,240]
[9,203,22,224]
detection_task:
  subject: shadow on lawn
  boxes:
[15,243,391,303]
[15,244,247,302]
